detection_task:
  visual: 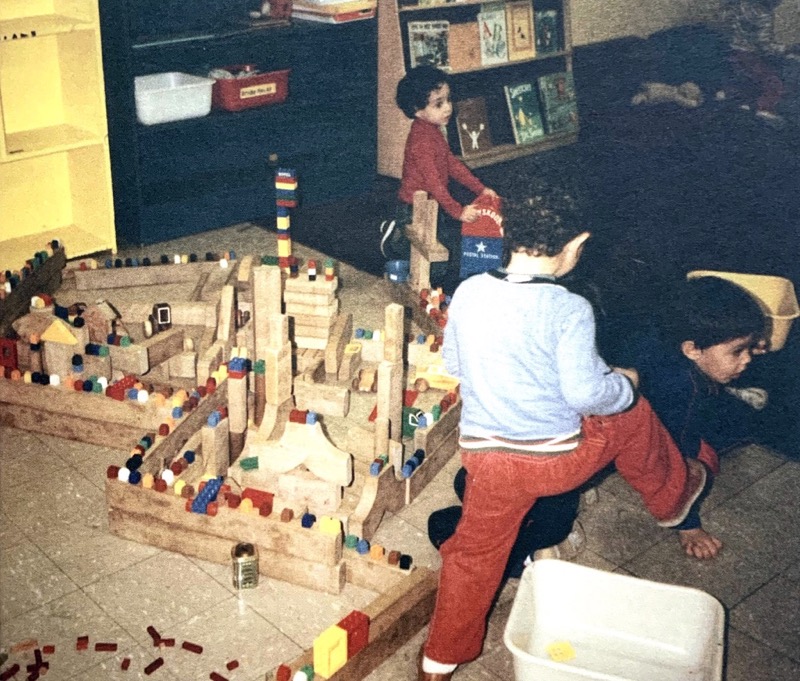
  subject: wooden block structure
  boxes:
[284,264,340,351]
[406,190,448,293]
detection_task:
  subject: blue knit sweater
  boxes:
[442,271,634,443]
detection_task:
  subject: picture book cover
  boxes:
[505,0,535,61]
[477,6,508,66]
[534,9,561,54]
[408,20,450,70]
[537,71,578,134]
[504,81,545,144]
[455,97,493,156]
[448,21,481,72]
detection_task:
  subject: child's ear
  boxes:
[681,340,702,360]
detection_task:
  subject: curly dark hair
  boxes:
[396,66,449,119]
[501,184,585,263]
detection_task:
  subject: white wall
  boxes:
[570,0,718,45]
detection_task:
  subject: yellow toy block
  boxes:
[312,624,348,678]
[318,515,342,536]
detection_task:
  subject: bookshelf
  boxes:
[0,0,116,273]
[377,0,577,178]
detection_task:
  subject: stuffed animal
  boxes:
[631,81,704,108]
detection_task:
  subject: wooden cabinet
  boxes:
[100,1,377,246]
[377,0,577,178]
[0,0,116,272]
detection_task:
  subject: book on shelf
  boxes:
[504,81,545,144]
[534,9,561,54]
[408,20,450,70]
[537,71,578,134]
[505,0,535,61]
[477,5,508,66]
[292,0,376,22]
[448,22,481,72]
[455,97,493,156]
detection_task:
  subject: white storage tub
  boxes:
[134,72,216,125]
[504,559,725,681]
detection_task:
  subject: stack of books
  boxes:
[292,0,376,23]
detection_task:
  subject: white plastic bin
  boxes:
[504,560,725,681]
[134,72,216,125]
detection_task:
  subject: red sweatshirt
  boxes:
[398,118,485,219]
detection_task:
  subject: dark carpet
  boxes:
[278,24,800,459]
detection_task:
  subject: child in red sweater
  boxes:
[381,66,498,293]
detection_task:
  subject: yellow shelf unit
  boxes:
[0,0,115,273]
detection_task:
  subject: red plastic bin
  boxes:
[212,67,290,112]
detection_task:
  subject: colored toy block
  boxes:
[313,624,348,678]
[337,610,370,659]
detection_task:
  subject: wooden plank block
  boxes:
[202,417,231,478]
[338,342,362,382]
[294,380,350,418]
[0,380,160,429]
[168,351,197,379]
[189,271,210,302]
[264,342,292,405]
[74,261,221,290]
[377,359,404,443]
[348,464,406,541]
[106,479,342,567]
[343,553,411,593]
[216,285,236,343]
[0,247,65,337]
[0,402,146,450]
[281,568,438,679]
[285,300,339,317]
[406,426,459,505]
[382,303,405,363]
[140,380,228,475]
[235,254,254,301]
[413,398,461,456]
[253,266,282,358]
[283,275,338,294]
[108,328,185,376]
[283,290,336,306]
[325,313,353,376]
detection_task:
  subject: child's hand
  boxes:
[481,187,499,199]
[751,338,769,355]
[460,204,481,223]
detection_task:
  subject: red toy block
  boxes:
[95,642,118,652]
[0,338,18,370]
[337,609,370,659]
[121,658,131,671]
[241,488,274,512]
[144,657,164,675]
[226,660,239,671]
[275,665,291,681]
[146,625,161,645]
[76,635,89,651]
[181,641,203,654]
[288,409,308,424]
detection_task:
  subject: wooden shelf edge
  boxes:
[461,131,578,168]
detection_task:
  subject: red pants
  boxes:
[424,396,701,664]
[730,49,785,114]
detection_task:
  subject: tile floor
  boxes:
[2,223,799,680]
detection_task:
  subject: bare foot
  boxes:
[678,528,723,559]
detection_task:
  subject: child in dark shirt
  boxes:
[632,275,767,559]
[380,65,497,292]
